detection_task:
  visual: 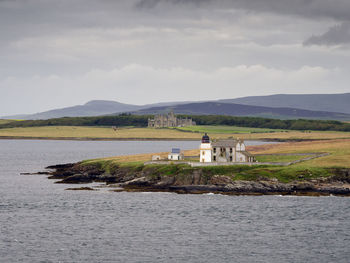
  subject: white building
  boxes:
[168,148,184,161]
[200,133,212,162]
[152,155,161,161]
[199,134,255,163]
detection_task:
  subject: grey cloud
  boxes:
[1,0,350,115]
[135,0,350,21]
[136,0,210,9]
[304,22,350,46]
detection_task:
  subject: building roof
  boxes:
[171,148,181,154]
[201,133,210,143]
[212,139,239,147]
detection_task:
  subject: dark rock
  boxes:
[65,187,95,191]
[20,171,51,175]
[56,173,97,184]
[210,175,233,185]
[121,176,153,187]
[156,176,176,187]
[46,163,75,169]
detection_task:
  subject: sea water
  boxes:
[0,140,349,262]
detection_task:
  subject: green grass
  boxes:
[255,155,313,163]
[200,165,331,183]
[175,125,287,134]
[80,159,333,184]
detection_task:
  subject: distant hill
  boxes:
[133,102,350,120]
[2,100,142,120]
[2,100,195,120]
[2,93,349,120]
[219,93,350,114]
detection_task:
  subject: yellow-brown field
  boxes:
[0,126,350,141]
[97,149,200,164]
[83,139,350,168]
[248,139,350,168]
[82,139,350,169]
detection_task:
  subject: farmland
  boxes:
[175,125,286,134]
[0,125,350,141]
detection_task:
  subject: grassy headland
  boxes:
[43,138,350,195]
[76,139,350,184]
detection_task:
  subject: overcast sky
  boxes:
[1,0,350,115]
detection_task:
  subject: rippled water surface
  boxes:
[0,140,349,262]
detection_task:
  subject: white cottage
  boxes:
[168,148,184,161]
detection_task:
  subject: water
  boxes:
[0,140,349,262]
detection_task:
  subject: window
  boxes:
[229,156,232,162]
[213,147,216,153]
[220,147,226,157]
[230,148,232,153]
[202,151,205,156]
[213,156,216,161]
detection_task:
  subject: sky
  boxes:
[1,0,350,115]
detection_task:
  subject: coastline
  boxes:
[37,162,350,197]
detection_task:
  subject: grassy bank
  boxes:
[0,125,350,141]
[80,159,333,184]
[76,139,350,185]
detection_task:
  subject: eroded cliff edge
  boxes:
[39,162,350,196]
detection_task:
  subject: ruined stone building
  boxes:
[148,112,195,128]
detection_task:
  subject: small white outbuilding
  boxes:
[168,148,184,161]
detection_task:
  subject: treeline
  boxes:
[0,115,149,129]
[1,114,350,132]
[185,115,350,132]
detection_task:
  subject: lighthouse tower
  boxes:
[200,133,212,163]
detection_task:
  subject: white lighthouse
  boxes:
[200,133,212,162]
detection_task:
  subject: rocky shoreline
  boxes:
[33,162,350,197]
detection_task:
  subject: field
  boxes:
[254,154,313,163]
[175,125,286,134]
[249,139,350,167]
[0,125,350,141]
[80,138,350,169]
[84,149,200,166]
